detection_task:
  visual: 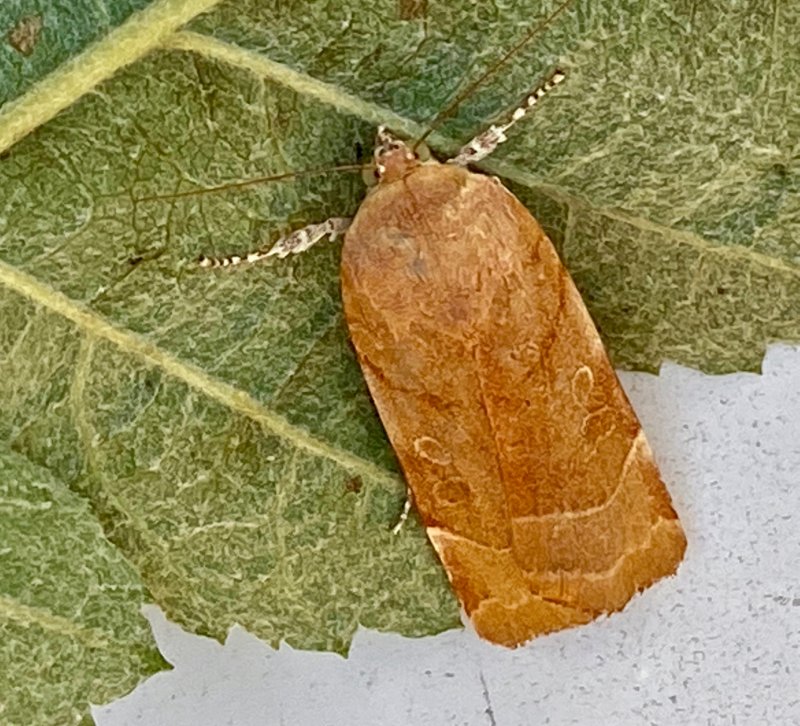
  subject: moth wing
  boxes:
[341,163,686,646]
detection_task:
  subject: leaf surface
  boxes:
[0,0,797,661]
[1,0,154,105]
[0,445,167,725]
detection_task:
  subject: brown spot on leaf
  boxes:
[8,15,43,56]
[344,475,363,494]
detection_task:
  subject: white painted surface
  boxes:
[95,345,800,726]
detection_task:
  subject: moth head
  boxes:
[368,126,430,185]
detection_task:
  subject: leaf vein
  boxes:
[168,31,800,278]
[0,0,225,154]
[0,595,110,648]
[0,259,400,489]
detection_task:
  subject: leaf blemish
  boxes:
[7,15,43,57]
[344,475,363,494]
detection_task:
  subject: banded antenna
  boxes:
[137,2,576,205]
[412,0,576,151]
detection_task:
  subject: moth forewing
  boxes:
[340,158,686,647]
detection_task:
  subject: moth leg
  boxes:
[198,216,352,268]
[449,68,566,166]
[391,493,413,536]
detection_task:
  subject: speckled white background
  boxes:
[94,344,800,726]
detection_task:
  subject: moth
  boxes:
[192,6,687,647]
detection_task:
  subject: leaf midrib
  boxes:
[0,0,224,153]
[0,259,399,488]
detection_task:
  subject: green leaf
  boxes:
[0,0,221,149]
[0,1,155,106]
[0,444,167,725]
[0,0,797,665]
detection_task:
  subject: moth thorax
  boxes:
[373,126,421,184]
[375,146,421,183]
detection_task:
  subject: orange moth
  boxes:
[340,129,686,646]
[194,5,686,647]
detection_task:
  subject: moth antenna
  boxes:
[449,67,566,166]
[197,216,352,268]
[135,164,366,203]
[412,0,576,152]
